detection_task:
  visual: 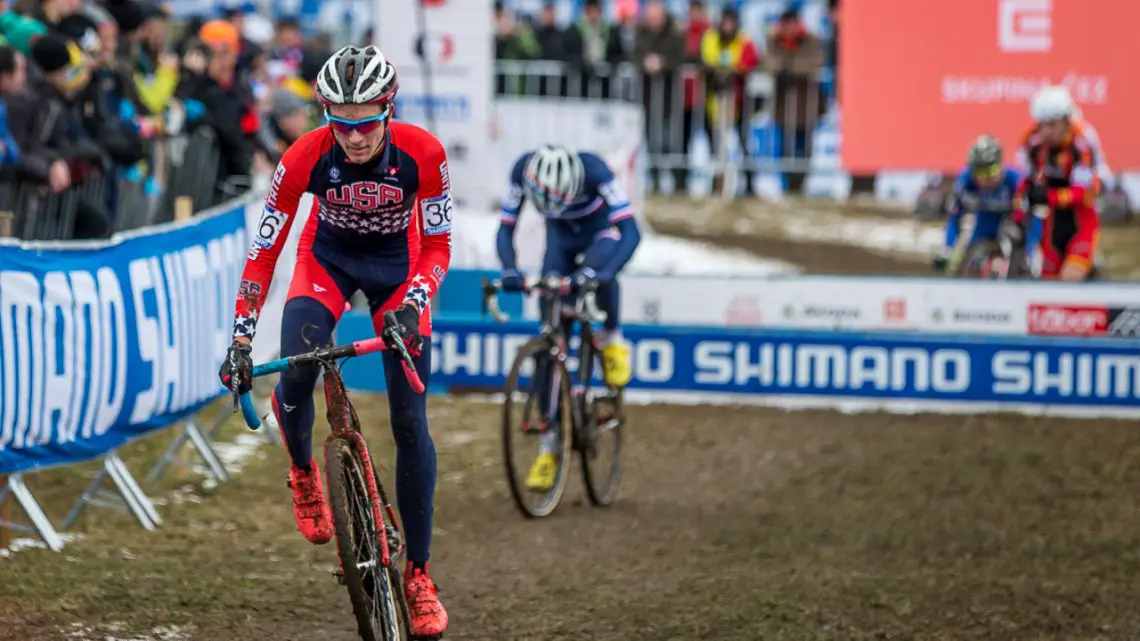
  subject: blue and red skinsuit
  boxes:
[943,166,1041,263]
[232,122,452,565]
[495,150,641,330]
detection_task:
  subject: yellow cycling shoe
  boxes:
[526,453,558,492]
[602,341,632,388]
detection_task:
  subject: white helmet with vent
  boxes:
[1030,85,1075,124]
[316,45,398,106]
[523,146,584,215]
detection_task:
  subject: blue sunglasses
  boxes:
[325,104,391,134]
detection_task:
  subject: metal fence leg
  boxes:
[1,475,66,552]
[147,416,230,484]
[185,419,230,483]
[62,453,160,532]
[107,455,162,528]
[146,422,194,483]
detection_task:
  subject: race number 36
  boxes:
[422,193,453,235]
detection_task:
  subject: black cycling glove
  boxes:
[219,340,254,394]
[389,303,424,357]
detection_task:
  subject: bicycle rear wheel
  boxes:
[326,438,411,641]
[578,339,624,507]
[502,338,574,518]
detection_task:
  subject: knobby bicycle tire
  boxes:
[371,464,413,638]
[577,338,624,507]
[502,338,574,518]
[327,438,410,641]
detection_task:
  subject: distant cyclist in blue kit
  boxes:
[933,135,1038,275]
[496,145,642,492]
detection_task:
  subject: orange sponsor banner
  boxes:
[840,0,1140,174]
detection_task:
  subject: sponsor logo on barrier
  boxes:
[0,220,248,465]
[932,308,1014,325]
[784,304,862,322]
[992,351,1140,399]
[1107,307,1140,337]
[694,342,971,393]
[883,298,907,323]
[725,295,761,326]
[641,298,662,324]
[1027,304,1107,336]
[422,327,1140,403]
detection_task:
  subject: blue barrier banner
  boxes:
[337,313,1140,408]
[0,207,249,474]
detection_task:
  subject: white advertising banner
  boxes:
[377,0,495,209]
[556,275,1140,339]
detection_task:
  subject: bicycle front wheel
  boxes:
[502,338,574,518]
[578,340,624,507]
[326,438,411,641]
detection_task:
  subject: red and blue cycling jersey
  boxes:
[233,121,452,339]
[496,151,639,280]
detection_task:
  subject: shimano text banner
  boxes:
[0,206,247,474]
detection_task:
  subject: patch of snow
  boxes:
[192,433,266,479]
[451,209,798,276]
[1,533,82,558]
[63,622,193,641]
[629,234,798,276]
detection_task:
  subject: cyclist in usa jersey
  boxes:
[217,45,449,638]
[497,145,642,492]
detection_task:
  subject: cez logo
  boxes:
[415,33,456,64]
[999,0,1052,53]
[326,182,403,210]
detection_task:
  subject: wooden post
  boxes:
[174,196,193,222]
[0,210,12,549]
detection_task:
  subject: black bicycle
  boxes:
[957,219,1031,279]
[482,276,625,518]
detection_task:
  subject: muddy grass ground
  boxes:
[5,197,1140,640]
[3,398,1140,641]
[646,194,1140,277]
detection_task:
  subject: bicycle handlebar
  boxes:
[481,276,608,324]
[226,312,426,430]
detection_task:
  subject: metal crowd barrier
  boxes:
[0,124,246,242]
[494,60,833,188]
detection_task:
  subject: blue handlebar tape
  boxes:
[239,393,261,430]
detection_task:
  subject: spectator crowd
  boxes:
[0,0,329,240]
[494,0,838,193]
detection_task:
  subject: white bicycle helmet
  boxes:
[523,146,584,214]
[1030,85,1075,124]
[316,45,398,106]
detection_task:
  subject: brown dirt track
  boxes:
[3,397,1140,641]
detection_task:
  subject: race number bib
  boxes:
[598,180,629,207]
[422,193,453,236]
